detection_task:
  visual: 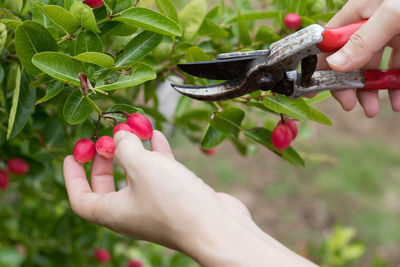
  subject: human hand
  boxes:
[320,0,400,117]
[63,130,316,267]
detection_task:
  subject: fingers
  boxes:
[150,130,175,159]
[331,89,357,111]
[114,131,146,176]
[325,0,382,27]
[355,51,384,117]
[327,1,400,71]
[63,156,99,222]
[389,47,400,111]
[91,154,115,193]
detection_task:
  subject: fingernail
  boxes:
[327,51,348,67]
[114,130,129,144]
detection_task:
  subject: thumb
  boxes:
[114,131,146,175]
[327,4,400,71]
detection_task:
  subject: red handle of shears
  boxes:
[363,70,400,90]
[318,20,366,52]
[317,21,400,90]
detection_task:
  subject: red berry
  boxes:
[7,158,29,175]
[96,136,116,159]
[73,139,96,164]
[113,123,134,136]
[126,113,153,140]
[127,260,143,267]
[94,248,110,263]
[278,118,298,139]
[0,169,9,190]
[201,147,217,155]
[84,0,104,8]
[271,125,293,151]
[284,13,302,30]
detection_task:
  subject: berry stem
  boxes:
[92,115,102,140]
[86,96,102,115]
[102,111,130,117]
[104,116,118,125]
[280,113,285,124]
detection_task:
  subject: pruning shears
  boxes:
[171,21,400,101]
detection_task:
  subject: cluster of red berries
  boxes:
[284,13,302,31]
[271,117,298,151]
[0,158,29,190]
[94,248,143,266]
[84,0,104,8]
[73,113,153,164]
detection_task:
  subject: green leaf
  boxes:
[106,104,144,122]
[1,19,22,30]
[198,18,229,38]
[0,22,7,53]
[300,16,316,27]
[307,105,332,126]
[201,124,227,149]
[185,47,211,62]
[96,64,156,91]
[311,13,335,22]
[74,52,114,68]
[227,11,280,23]
[179,0,207,40]
[304,91,330,104]
[63,89,93,125]
[114,7,182,37]
[32,52,87,86]
[7,73,36,140]
[4,0,23,14]
[263,95,308,120]
[75,31,103,54]
[155,0,179,23]
[15,21,57,75]
[38,4,80,35]
[233,0,253,11]
[100,21,137,37]
[255,25,280,44]
[185,47,210,84]
[116,31,162,67]
[107,104,144,114]
[244,128,305,167]
[70,2,100,33]
[263,95,332,125]
[36,80,64,104]
[210,107,245,138]
[0,248,25,267]
[237,11,251,46]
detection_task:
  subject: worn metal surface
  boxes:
[217,49,270,59]
[286,70,366,99]
[171,79,249,101]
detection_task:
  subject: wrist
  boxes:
[177,214,310,267]
[176,212,317,267]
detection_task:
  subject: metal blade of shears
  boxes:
[177,56,257,80]
[171,79,249,101]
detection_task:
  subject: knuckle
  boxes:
[348,32,369,52]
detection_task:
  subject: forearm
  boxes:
[178,215,317,267]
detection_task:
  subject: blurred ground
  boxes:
[171,94,400,266]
